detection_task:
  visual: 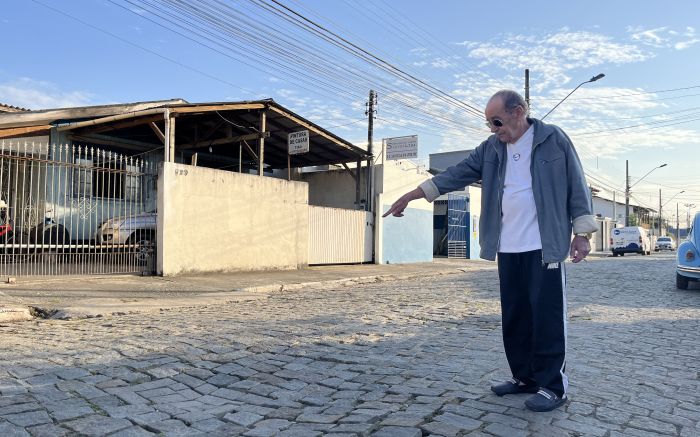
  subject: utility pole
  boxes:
[658,189,662,236]
[524,69,530,113]
[676,203,680,244]
[625,160,630,226]
[685,203,696,233]
[365,90,377,213]
[612,191,617,225]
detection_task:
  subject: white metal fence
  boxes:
[447,193,468,258]
[0,141,158,276]
[309,206,373,264]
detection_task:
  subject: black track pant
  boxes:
[497,250,568,397]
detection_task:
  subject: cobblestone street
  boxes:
[0,253,698,436]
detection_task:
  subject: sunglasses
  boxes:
[485,118,504,129]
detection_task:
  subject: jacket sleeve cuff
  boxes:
[573,215,598,233]
[418,179,440,203]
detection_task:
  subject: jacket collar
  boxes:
[488,117,556,159]
[529,117,556,146]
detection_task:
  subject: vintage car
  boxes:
[676,212,700,289]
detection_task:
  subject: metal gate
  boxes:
[309,206,373,264]
[0,141,158,276]
[447,193,468,258]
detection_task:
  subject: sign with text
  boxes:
[385,135,418,160]
[288,130,309,154]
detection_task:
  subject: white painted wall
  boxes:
[375,159,433,264]
[300,167,366,210]
[158,162,309,275]
[468,185,483,259]
[593,196,625,223]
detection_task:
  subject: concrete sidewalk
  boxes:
[0,258,497,320]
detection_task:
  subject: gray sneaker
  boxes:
[490,378,539,397]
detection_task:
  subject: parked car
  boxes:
[676,212,700,289]
[655,236,675,251]
[97,212,156,262]
[610,226,652,256]
[0,199,12,243]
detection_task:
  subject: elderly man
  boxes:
[383,90,596,412]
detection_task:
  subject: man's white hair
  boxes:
[491,90,529,114]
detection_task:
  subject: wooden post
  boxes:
[287,153,291,181]
[356,159,361,209]
[163,110,176,163]
[258,111,266,176]
[163,109,171,162]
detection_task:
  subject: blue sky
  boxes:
[3,0,700,219]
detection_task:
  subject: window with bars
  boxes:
[72,159,141,201]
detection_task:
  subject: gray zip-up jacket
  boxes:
[419,118,597,263]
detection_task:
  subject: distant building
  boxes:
[428,150,482,259]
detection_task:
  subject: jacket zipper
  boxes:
[492,142,504,255]
[530,131,548,266]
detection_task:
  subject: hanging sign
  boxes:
[288,130,309,154]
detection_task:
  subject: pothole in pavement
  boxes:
[28,306,59,319]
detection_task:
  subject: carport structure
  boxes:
[0,99,373,276]
[47,99,370,203]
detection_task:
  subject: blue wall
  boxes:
[382,205,433,264]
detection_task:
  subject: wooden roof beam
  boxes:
[179,131,270,150]
[0,125,51,139]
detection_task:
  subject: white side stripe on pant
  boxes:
[560,264,569,395]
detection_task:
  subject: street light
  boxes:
[625,162,667,226]
[659,190,684,236]
[685,203,696,233]
[662,190,685,208]
[541,73,605,120]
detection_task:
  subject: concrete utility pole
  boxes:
[677,203,680,244]
[524,69,530,113]
[366,90,377,212]
[659,189,662,236]
[625,160,630,226]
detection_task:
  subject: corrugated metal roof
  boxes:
[0,98,369,169]
[0,103,30,113]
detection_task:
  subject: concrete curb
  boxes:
[37,267,483,320]
[0,255,623,322]
[11,256,640,321]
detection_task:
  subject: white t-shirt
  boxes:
[499,124,542,253]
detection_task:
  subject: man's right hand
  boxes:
[382,188,426,218]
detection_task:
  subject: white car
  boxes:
[655,236,675,251]
[97,212,156,262]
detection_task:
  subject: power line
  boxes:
[257,0,485,118]
[113,0,487,136]
[572,113,700,139]
[29,0,257,96]
[533,84,700,101]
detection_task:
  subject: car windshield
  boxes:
[658,237,670,241]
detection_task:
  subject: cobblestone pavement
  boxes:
[0,253,698,436]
